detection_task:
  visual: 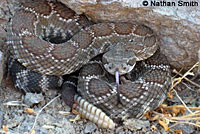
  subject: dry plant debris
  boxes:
[145,61,200,132]
[2,125,8,134]
[25,108,36,115]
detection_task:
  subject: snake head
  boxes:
[102,43,137,105]
[102,43,137,76]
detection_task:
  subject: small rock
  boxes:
[6,115,25,128]
[115,126,125,134]
[175,124,194,134]
[24,93,44,106]
[54,119,75,134]
[123,118,150,131]
[64,105,71,112]
[84,122,97,134]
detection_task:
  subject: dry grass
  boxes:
[145,61,200,133]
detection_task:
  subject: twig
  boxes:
[182,62,199,78]
[58,111,71,116]
[160,105,200,111]
[170,62,199,114]
[150,62,200,131]
[169,121,200,129]
[31,94,61,131]
[3,101,28,107]
[182,82,196,92]
[171,68,183,79]
[173,89,193,114]
[171,61,199,89]
[173,69,200,88]
[152,111,200,129]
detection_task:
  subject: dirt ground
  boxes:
[0,83,162,134]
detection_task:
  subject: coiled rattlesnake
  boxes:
[6,0,171,129]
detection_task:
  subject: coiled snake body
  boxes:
[6,0,171,129]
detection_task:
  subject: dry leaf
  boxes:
[168,92,173,99]
[172,107,181,116]
[158,119,169,131]
[69,115,81,123]
[3,125,8,132]
[175,129,182,134]
[144,112,151,119]
[149,114,160,121]
[179,108,186,114]
[25,108,35,115]
[72,109,79,115]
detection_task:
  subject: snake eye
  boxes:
[129,39,134,42]
[109,66,112,70]
[123,67,127,70]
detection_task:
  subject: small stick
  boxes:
[170,62,199,114]
[173,69,200,88]
[169,121,200,129]
[173,89,193,114]
[152,111,200,128]
[171,61,199,89]
[160,105,200,111]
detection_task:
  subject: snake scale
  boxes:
[6,0,171,129]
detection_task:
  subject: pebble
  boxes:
[64,105,71,112]
[115,126,125,134]
[84,122,97,134]
[175,124,194,134]
[24,93,44,106]
[54,119,76,134]
[123,118,150,131]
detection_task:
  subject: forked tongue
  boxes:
[115,70,121,104]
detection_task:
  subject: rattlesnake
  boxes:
[6,0,171,129]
